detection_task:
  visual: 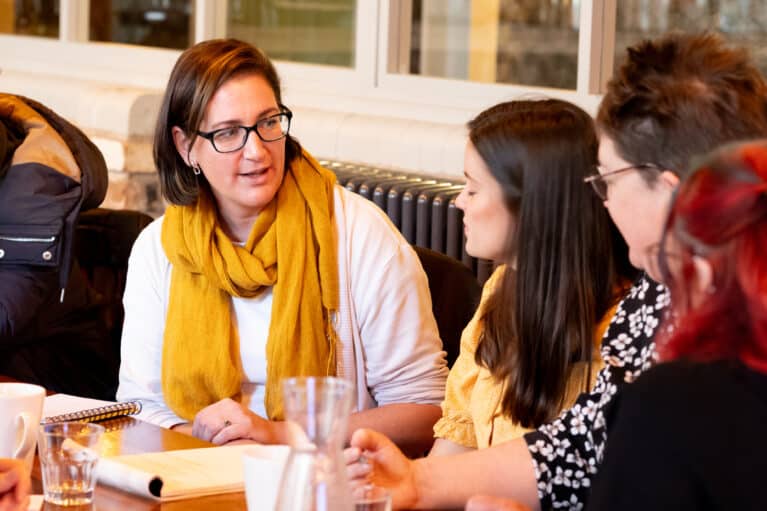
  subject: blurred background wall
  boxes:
[2,0,765,215]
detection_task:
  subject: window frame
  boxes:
[0,0,618,122]
[372,0,615,117]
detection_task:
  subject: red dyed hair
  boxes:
[658,140,767,373]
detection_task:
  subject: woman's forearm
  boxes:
[412,437,541,511]
[428,438,475,456]
[348,404,441,457]
[174,403,440,452]
[169,423,192,435]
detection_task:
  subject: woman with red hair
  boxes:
[588,140,767,511]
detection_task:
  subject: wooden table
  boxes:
[32,417,248,511]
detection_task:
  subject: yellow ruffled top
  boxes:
[433,266,615,448]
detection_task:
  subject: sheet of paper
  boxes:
[97,444,258,501]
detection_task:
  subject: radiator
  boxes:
[321,160,494,284]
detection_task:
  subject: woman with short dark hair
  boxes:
[589,140,767,511]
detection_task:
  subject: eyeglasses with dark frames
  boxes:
[196,108,293,153]
[583,163,661,201]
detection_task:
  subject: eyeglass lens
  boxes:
[589,178,608,201]
[213,114,290,152]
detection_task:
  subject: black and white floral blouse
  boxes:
[523,275,671,511]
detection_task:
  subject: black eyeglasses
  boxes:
[583,163,661,201]
[196,108,293,153]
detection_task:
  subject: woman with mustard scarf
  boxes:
[117,39,448,454]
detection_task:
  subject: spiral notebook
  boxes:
[96,444,255,501]
[41,394,142,424]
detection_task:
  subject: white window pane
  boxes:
[615,0,767,76]
[401,0,580,90]
[0,0,60,38]
[90,0,193,50]
[227,0,356,67]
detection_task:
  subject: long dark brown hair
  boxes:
[472,99,635,428]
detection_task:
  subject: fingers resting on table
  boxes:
[191,398,282,445]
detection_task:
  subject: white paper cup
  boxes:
[242,445,291,511]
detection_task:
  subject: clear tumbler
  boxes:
[38,422,104,506]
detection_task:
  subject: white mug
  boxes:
[0,382,45,476]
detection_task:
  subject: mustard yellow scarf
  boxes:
[160,150,339,421]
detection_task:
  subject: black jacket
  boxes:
[0,93,118,399]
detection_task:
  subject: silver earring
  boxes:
[192,163,202,176]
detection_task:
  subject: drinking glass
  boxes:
[354,485,392,511]
[276,377,354,511]
[38,422,104,506]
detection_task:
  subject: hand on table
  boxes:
[191,398,284,445]
[466,495,532,511]
[0,459,30,511]
[344,429,418,509]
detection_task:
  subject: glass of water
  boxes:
[353,484,391,511]
[38,422,104,506]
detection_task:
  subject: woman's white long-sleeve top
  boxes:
[117,185,449,427]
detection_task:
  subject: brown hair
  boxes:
[154,38,302,205]
[597,32,767,181]
[472,99,635,428]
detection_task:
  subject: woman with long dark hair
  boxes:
[427,99,635,454]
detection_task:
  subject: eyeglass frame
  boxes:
[195,106,293,153]
[583,163,662,201]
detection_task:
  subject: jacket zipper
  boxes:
[0,235,56,243]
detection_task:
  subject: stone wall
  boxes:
[1,69,467,217]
